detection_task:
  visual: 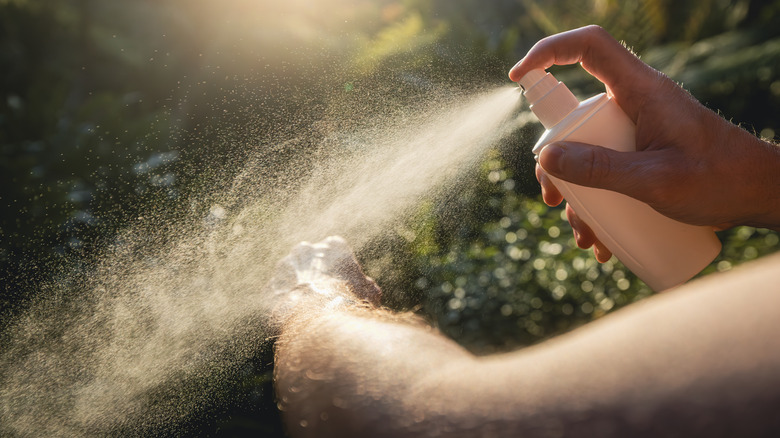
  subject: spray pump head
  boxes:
[518,69,579,129]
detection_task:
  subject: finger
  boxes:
[508,25,658,119]
[537,142,672,206]
[320,236,383,306]
[593,242,613,263]
[289,241,315,269]
[566,205,614,262]
[359,277,383,306]
[566,204,597,249]
[536,163,564,207]
[323,235,351,253]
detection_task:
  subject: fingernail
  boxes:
[538,143,567,175]
[508,58,525,79]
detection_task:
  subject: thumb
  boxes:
[537,142,658,199]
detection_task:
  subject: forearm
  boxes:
[274,307,476,437]
[462,251,780,436]
[275,253,780,437]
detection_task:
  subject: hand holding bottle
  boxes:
[509,25,780,261]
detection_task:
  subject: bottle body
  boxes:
[533,93,721,291]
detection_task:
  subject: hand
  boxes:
[268,236,381,329]
[509,25,780,259]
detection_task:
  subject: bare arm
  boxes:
[274,240,780,437]
[275,309,476,437]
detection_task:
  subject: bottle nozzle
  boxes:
[518,69,547,91]
[518,69,579,128]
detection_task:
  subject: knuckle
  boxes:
[582,25,610,46]
[583,24,608,37]
[586,147,612,185]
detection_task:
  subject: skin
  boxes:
[273,238,780,437]
[272,27,780,437]
[509,25,780,261]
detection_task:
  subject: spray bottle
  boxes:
[518,69,721,291]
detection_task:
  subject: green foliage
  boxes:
[3,0,780,436]
[353,12,447,75]
[413,153,652,353]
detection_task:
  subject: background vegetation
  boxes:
[2,0,779,435]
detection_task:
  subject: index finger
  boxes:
[508,25,659,118]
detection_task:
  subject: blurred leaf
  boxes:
[353,11,446,74]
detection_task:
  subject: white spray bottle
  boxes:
[518,69,721,291]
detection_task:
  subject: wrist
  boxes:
[752,139,780,230]
[724,124,780,230]
[273,282,363,330]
